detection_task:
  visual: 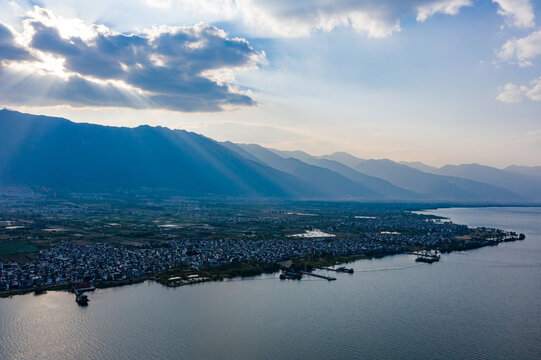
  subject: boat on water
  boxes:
[415,250,441,264]
[76,294,89,306]
[415,256,436,263]
[279,271,302,280]
[336,267,354,273]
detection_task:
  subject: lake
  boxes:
[1,207,540,359]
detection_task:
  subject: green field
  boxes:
[0,241,39,255]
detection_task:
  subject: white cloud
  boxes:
[4,0,519,40]
[242,0,474,38]
[0,0,482,40]
[134,0,474,38]
[145,0,173,9]
[416,0,472,22]
[496,77,541,102]
[237,2,402,38]
[492,0,535,28]
[498,29,541,66]
[496,83,524,102]
[25,5,99,41]
[524,76,541,101]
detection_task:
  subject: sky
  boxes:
[0,0,540,168]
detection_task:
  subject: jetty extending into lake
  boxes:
[300,271,336,281]
[319,266,354,274]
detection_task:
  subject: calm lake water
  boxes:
[1,207,540,360]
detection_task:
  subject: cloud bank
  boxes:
[143,0,478,38]
[0,7,264,112]
[140,0,532,38]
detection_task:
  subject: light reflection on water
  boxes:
[1,207,540,360]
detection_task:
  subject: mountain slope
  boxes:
[435,164,541,201]
[0,109,534,203]
[320,152,365,168]
[223,143,381,199]
[325,154,522,202]
[0,109,311,197]
[400,161,440,174]
[505,165,541,179]
[270,149,418,199]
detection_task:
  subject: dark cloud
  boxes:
[0,14,262,112]
[0,67,143,108]
[0,23,33,61]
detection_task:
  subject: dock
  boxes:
[73,287,89,306]
[300,271,336,281]
[319,267,354,274]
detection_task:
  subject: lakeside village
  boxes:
[0,190,526,303]
[0,221,524,301]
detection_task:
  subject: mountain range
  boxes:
[1,109,540,203]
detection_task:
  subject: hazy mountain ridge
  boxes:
[1,109,539,203]
[267,149,418,200]
[0,109,310,198]
[224,143,381,199]
[504,165,541,179]
[400,161,541,201]
[399,161,440,174]
[323,155,524,202]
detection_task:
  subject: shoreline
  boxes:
[0,230,525,299]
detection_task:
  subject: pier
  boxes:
[73,287,89,306]
[319,266,354,274]
[300,271,336,281]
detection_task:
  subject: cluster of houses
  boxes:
[0,220,469,292]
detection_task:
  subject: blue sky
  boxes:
[0,0,540,167]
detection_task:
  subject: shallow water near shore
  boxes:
[1,207,540,359]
